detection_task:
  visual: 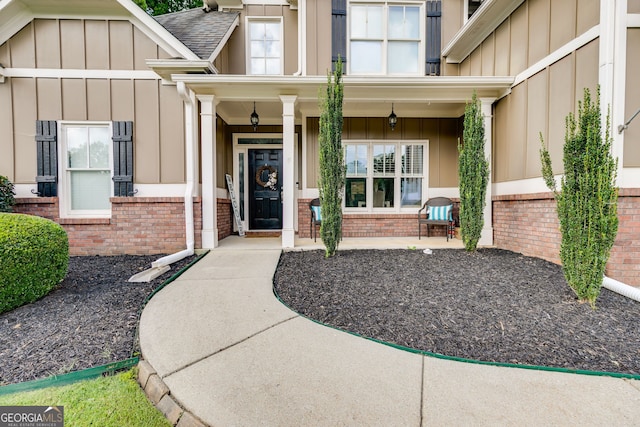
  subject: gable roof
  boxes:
[154,9,239,61]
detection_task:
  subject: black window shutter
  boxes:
[332,0,347,72]
[35,120,58,197]
[112,121,134,197]
[426,1,442,76]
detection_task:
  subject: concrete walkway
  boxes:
[138,237,640,426]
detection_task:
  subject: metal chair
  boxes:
[309,198,321,242]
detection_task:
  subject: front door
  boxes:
[249,149,283,229]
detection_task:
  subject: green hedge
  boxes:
[0,213,69,314]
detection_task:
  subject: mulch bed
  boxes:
[274,248,640,376]
[0,254,197,386]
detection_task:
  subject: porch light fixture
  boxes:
[250,102,259,131]
[388,103,397,131]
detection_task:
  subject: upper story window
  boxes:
[349,2,424,75]
[466,0,483,21]
[247,18,283,75]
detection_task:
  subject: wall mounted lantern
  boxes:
[388,103,397,131]
[250,102,259,131]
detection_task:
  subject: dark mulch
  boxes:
[0,254,197,386]
[274,248,640,376]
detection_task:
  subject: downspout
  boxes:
[603,276,640,303]
[128,82,196,282]
[293,0,305,76]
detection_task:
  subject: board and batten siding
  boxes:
[0,19,185,185]
[305,117,461,189]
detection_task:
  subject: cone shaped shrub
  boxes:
[540,87,618,308]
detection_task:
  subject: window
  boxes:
[345,141,427,211]
[466,0,483,21]
[61,123,112,217]
[349,2,423,75]
[247,18,283,75]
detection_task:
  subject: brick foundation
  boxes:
[217,198,233,240]
[14,197,204,256]
[493,190,640,287]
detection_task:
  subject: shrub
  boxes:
[318,57,345,257]
[540,87,618,308]
[459,93,489,251]
[0,175,15,213]
[0,213,69,314]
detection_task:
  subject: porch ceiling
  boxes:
[172,75,514,125]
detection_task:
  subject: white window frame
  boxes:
[347,0,425,76]
[245,16,284,75]
[58,122,113,219]
[344,139,429,213]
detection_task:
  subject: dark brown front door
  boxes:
[249,149,282,230]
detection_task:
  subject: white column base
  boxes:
[479,226,494,247]
[282,228,295,248]
[202,229,218,249]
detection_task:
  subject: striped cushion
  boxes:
[311,205,322,221]
[428,205,452,221]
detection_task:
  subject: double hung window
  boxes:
[349,1,423,75]
[61,124,112,217]
[345,141,427,211]
[247,18,283,75]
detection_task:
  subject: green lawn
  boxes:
[0,369,170,427]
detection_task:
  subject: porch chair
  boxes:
[418,197,454,241]
[309,198,322,242]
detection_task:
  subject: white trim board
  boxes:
[3,68,159,80]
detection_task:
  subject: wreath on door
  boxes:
[256,165,278,191]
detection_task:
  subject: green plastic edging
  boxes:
[0,250,210,397]
[272,286,640,381]
[0,357,139,396]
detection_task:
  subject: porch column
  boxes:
[280,95,297,248]
[479,97,495,246]
[197,95,219,248]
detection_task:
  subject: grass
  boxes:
[0,369,171,427]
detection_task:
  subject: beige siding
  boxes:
[507,83,527,180]
[525,70,548,178]
[630,0,640,13]
[306,117,460,189]
[527,0,550,67]
[547,54,575,174]
[9,23,36,68]
[624,28,640,166]
[509,4,528,76]
[86,79,111,121]
[481,33,495,76]
[62,78,88,120]
[135,79,161,183]
[0,82,14,180]
[577,0,600,34]
[61,20,86,68]
[34,20,61,68]
[1,19,186,186]
[574,39,599,108]
[36,78,62,119]
[442,0,463,49]
[85,20,110,69]
[550,0,577,52]
[12,78,37,183]
[110,21,134,70]
[494,96,510,182]
[494,20,510,75]
[160,84,185,183]
[306,0,332,76]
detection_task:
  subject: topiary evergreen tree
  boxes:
[318,58,345,257]
[540,87,618,308]
[459,93,489,251]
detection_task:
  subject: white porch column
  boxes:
[280,95,297,248]
[197,95,219,248]
[479,98,495,246]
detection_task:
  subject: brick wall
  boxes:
[14,197,203,256]
[297,198,453,239]
[493,190,640,287]
[217,198,233,240]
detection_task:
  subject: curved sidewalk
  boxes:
[138,240,640,426]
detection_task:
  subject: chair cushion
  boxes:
[428,205,452,221]
[311,205,322,221]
